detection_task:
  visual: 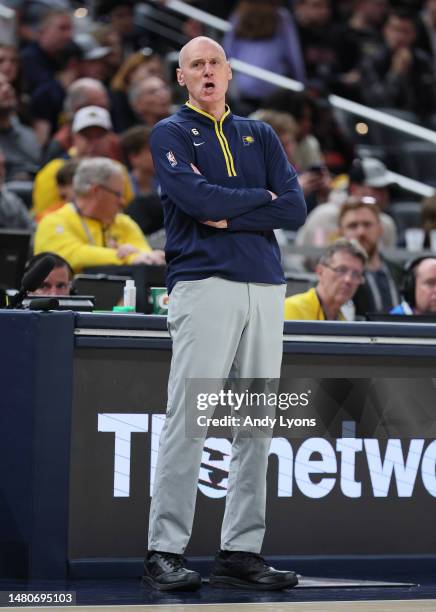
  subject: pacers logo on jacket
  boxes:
[242,135,254,146]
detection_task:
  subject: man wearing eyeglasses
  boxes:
[284,238,367,320]
[34,157,165,272]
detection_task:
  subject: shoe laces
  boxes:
[160,553,185,571]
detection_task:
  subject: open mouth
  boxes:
[204,82,215,91]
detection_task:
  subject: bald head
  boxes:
[178,36,227,68]
[176,36,231,118]
[414,257,436,314]
[65,78,109,116]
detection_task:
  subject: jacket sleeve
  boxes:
[150,122,272,221]
[227,124,307,232]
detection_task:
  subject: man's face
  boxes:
[32,266,71,296]
[73,126,111,157]
[362,0,388,27]
[317,250,364,306]
[132,77,171,121]
[426,0,436,24]
[74,86,109,112]
[91,172,125,225]
[129,57,165,86]
[40,14,73,54]
[384,16,415,51]
[296,0,331,27]
[340,206,382,258]
[0,46,18,83]
[0,73,16,113]
[80,59,109,82]
[414,259,436,314]
[131,145,154,175]
[176,38,232,112]
[110,5,134,36]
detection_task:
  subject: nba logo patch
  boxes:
[242,135,254,146]
[166,150,177,167]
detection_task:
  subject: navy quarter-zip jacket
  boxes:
[150,103,307,293]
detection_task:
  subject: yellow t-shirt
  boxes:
[32,157,134,216]
[284,287,345,321]
[34,203,151,273]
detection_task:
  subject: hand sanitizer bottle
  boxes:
[123,279,136,310]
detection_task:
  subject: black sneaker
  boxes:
[142,551,202,591]
[209,550,298,591]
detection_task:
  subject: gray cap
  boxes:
[358,158,393,188]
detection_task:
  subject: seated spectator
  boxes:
[345,0,388,60]
[0,43,19,85]
[34,157,165,273]
[360,8,436,119]
[222,0,305,112]
[339,197,402,315]
[391,257,436,315]
[120,125,164,235]
[20,8,74,94]
[284,238,367,320]
[264,91,323,171]
[94,0,154,57]
[296,157,397,248]
[250,108,330,212]
[127,76,172,128]
[74,32,112,83]
[30,39,115,149]
[110,48,166,132]
[0,43,30,123]
[32,105,133,217]
[294,0,362,99]
[0,73,41,181]
[0,146,34,231]
[42,77,121,164]
[35,159,79,222]
[25,252,73,296]
[30,40,83,146]
[93,24,124,82]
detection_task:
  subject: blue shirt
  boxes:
[150,103,306,293]
[390,301,413,315]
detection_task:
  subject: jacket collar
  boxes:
[182,102,232,125]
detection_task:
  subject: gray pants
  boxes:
[148,277,286,554]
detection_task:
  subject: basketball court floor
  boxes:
[1,573,436,611]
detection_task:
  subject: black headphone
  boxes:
[402,256,436,307]
[24,252,73,277]
[349,158,365,184]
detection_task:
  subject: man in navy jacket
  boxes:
[144,36,306,592]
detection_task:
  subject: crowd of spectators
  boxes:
[1,0,436,318]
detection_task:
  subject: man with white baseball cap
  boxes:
[33,105,134,216]
[71,105,112,134]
